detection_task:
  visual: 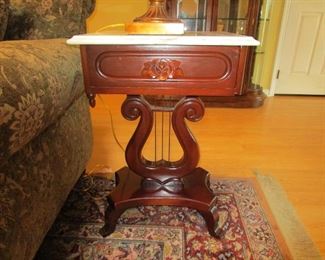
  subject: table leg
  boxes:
[100,96,224,238]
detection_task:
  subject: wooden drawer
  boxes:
[80,45,248,96]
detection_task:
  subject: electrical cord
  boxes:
[95,23,125,33]
[98,94,126,153]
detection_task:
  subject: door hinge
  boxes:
[276,69,280,79]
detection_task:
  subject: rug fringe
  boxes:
[254,172,322,260]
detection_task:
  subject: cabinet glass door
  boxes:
[173,0,253,34]
[175,0,209,31]
[217,0,249,34]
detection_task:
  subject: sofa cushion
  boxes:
[0,94,92,260]
[0,39,86,166]
[4,0,95,40]
[0,0,9,40]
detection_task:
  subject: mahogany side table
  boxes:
[68,32,259,238]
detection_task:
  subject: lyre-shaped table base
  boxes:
[99,95,223,238]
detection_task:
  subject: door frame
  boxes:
[269,0,292,96]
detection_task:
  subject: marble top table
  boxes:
[68,32,259,238]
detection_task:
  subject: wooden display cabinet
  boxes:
[160,0,266,108]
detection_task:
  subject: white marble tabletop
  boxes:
[67,31,259,46]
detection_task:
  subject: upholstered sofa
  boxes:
[0,0,95,259]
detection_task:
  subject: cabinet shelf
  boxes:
[180,17,207,20]
[218,18,247,21]
[259,17,270,21]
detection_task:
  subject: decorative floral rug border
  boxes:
[36,173,292,259]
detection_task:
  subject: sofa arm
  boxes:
[4,0,96,40]
[0,0,9,40]
[0,38,86,166]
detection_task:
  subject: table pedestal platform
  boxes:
[100,167,222,238]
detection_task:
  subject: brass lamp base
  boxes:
[125,0,184,35]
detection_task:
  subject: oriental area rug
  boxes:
[35,172,319,259]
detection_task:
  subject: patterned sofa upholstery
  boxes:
[0,0,95,259]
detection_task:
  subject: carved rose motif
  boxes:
[142,58,184,81]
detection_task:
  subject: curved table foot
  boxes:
[99,195,126,237]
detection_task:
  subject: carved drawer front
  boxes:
[81,45,248,96]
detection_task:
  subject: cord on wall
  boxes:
[98,94,126,153]
[96,24,125,33]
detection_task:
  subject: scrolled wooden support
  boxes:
[121,95,155,174]
[171,96,204,173]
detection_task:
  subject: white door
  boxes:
[271,0,325,95]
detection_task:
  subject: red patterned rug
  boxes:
[35,173,291,259]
